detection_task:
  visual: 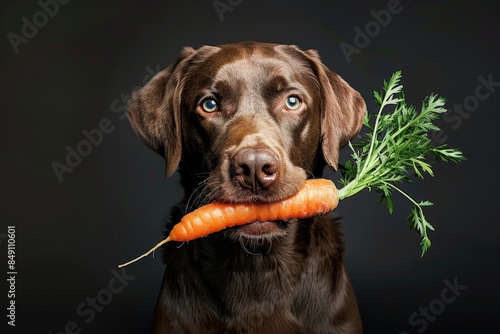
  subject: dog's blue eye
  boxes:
[285,96,301,110]
[201,99,218,113]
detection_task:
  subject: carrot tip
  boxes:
[118,236,171,268]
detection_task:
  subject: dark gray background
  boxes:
[1,0,499,333]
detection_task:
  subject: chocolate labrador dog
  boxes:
[126,41,366,333]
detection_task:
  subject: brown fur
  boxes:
[127,41,366,333]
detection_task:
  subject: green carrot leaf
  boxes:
[337,71,465,255]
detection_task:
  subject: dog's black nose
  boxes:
[231,148,280,192]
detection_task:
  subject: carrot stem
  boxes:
[118,237,171,268]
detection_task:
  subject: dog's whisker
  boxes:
[185,177,219,212]
[304,169,316,179]
[194,171,211,179]
[265,239,273,254]
[200,184,224,205]
[191,183,212,205]
[239,239,260,256]
[202,72,216,81]
[185,179,210,212]
[185,179,225,213]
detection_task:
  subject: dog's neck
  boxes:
[160,201,347,329]
[198,230,306,307]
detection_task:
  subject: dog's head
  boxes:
[127,41,365,240]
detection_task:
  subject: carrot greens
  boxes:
[337,71,465,255]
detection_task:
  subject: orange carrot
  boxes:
[118,179,338,268]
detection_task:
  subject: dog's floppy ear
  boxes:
[127,46,215,177]
[305,50,366,171]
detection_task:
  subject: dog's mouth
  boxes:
[225,219,290,242]
[237,219,288,236]
[219,220,291,254]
